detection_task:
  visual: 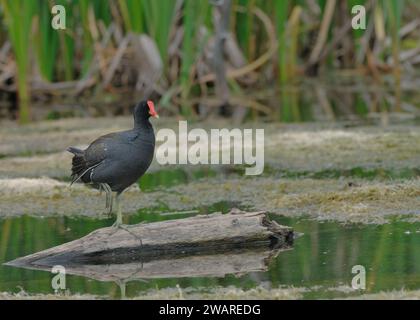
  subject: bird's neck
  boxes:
[134,118,153,133]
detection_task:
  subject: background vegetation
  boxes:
[0,0,419,123]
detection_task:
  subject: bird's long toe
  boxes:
[112,223,143,246]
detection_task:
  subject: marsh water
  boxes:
[1,199,420,299]
[1,82,419,299]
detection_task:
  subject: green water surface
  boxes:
[1,205,420,299]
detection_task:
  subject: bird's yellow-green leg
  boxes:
[110,193,143,244]
[108,185,114,214]
[112,192,123,227]
[101,183,113,215]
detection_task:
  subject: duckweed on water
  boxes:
[1,119,419,172]
[1,176,419,223]
[1,117,419,299]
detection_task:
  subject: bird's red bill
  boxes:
[147,100,159,118]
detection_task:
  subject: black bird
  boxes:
[67,100,158,227]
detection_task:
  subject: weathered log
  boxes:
[5,210,293,277]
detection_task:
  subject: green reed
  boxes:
[0,0,36,123]
[0,0,410,122]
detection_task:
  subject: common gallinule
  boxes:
[67,100,158,227]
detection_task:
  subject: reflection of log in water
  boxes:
[5,210,293,281]
[19,249,290,283]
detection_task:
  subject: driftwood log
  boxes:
[5,209,293,281]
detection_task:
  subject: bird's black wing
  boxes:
[68,132,125,184]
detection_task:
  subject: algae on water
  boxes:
[0,118,419,223]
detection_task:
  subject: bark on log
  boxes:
[5,209,294,281]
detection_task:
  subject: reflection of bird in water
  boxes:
[115,276,149,300]
[115,262,148,300]
[117,280,127,300]
[67,100,158,227]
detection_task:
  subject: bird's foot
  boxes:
[111,219,123,228]
[111,223,143,246]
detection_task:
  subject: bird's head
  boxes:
[134,100,159,123]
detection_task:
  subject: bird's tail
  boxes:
[67,146,84,156]
[67,147,88,185]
